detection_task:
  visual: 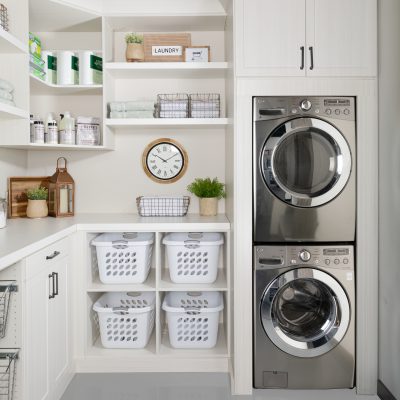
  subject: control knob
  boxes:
[300,99,312,111]
[299,249,311,262]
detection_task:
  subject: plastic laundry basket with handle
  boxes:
[92,232,154,284]
[162,291,224,349]
[162,232,224,284]
[93,291,155,349]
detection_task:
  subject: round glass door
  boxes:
[261,117,352,207]
[260,268,350,358]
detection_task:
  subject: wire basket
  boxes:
[156,94,189,118]
[190,93,220,118]
[136,196,190,217]
[0,350,18,400]
[0,282,17,339]
[0,4,8,32]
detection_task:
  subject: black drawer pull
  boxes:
[46,251,60,260]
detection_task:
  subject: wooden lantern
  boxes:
[48,157,75,217]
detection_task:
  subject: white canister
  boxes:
[42,51,57,85]
[79,51,103,85]
[0,198,7,229]
[57,51,79,85]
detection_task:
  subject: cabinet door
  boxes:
[306,0,377,77]
[236,0,306,76]
[25,266,51,400]
[48,256,69,391]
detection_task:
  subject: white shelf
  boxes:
[105,62,229,79]
[0,29,27,54]
[0,102,29,119]
[159,324,228,358]
[87,269,156,292]
[30,74,103,95]
[25,143,112,151]
[106,118,229,128]
[159,269,227,292]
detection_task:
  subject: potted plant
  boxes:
[26,186,48,218]
[125,33,144,62]
[187,177,226,216]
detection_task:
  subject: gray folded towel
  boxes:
[109,101,155,112]
[110,110,154,119]
[0,78,14,93]
[0,89,13,101]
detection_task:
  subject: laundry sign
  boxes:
[152,46,183,56]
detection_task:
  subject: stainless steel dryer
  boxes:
[253,244,355,389]
[253,96,356,243]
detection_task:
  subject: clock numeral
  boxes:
[163,145,167,152]
[170,169,174,174]
[156,147,161,153]
[174,165,179,170]
[151,165,157,170]
[150,160,156,164]
[164,171,167,177]
[157,169,161,175]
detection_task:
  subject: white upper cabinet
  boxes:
[306,0,377,77]
[236,0,377,77]
[236,0,307,76]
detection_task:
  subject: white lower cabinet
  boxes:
[24,238,71,400]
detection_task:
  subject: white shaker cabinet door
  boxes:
[236,0,306,76]
[25,266,51,400]
[306,0,377,77]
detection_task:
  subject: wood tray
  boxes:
[8,177,50,218]
[144,33,191,62]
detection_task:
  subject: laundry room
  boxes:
[0,0,398,400]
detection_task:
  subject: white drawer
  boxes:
[25,237,69,279]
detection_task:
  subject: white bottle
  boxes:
[46,120,58,144]
[59,111,76,145]
[45,112,54,134]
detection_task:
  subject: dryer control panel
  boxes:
[255,245,354,270]
[254,96,356,122]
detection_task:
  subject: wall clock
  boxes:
[142,138,188,183]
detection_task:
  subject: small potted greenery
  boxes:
[125,33,144,62]
[26,186,48,218]
[187,177,226,216]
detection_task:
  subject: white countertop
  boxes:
[0,213,230,270]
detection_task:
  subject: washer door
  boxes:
[260,268,350,358]
[261,117,352,207]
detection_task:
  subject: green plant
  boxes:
[187,178,226,199]
[27,186,48,200]
[125,33,144,44]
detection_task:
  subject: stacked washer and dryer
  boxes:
[252,97,356,389]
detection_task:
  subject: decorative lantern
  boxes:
[48,157,75,217]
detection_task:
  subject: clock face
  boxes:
[142,138,188,183]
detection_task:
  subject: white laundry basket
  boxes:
[92,232,154,284]
[93,292,155,349]
[162,232,224,283]
[162,291,224,349]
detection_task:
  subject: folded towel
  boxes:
[0,97,15,107]
[0,78,14,93]
[110,110,154,119]
[159,101,188,111]
[191,102,220,111]
[0,89,13,101]
[191,110,220,118]
[109,101,155,112]
[159,111,188,118]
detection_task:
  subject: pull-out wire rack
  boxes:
[0,350,19,400]
[0,282,18,339]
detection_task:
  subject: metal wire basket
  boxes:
[0,4,8,32]
[156,94,189,118]
[136,196,190,217]
[190,93,220,118]
[0,282,17,339]
[0,350,18,400]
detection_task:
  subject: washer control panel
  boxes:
[255,245,354,270]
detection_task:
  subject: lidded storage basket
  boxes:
[92,232,154,284]
[93,292,155,349]
[162,291,223,349]
[162,232,223,284]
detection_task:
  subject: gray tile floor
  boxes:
[61,373,380,400]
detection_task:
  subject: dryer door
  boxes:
[260,268,350,358]
[261,117,352,207]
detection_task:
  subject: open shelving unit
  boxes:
[0,102,29,120]
[105,118,229,128]
[77,217,231,372]
[0,28,27,54]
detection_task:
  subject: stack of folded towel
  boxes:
[190,94,220,118]
[108,100,154,118]
[0,78,15,107]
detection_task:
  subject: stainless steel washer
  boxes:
[253,96,356,242]
[253,244,355,389]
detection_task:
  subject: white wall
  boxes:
[378,0,400,398]
[0,149,27,197]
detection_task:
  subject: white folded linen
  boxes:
[109,100,155,112]
[159,101,188,111]
[0,78,14,93]
[191,110,220,118]
[110,110,154,119]
[0,97,15,107]
[159,110,188,118]
[0,89,13,101]
[191,101,220,111]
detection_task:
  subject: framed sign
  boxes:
[184,46,211,62]
[144,33,191,62]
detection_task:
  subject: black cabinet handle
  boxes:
[49,274,55,299]
[309,46,314,70]
[46,251,60,260]
[300,46,305,70]
[54,272,59,296]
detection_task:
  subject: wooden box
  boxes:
[144,33,191,62]
[8,177,50,218]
